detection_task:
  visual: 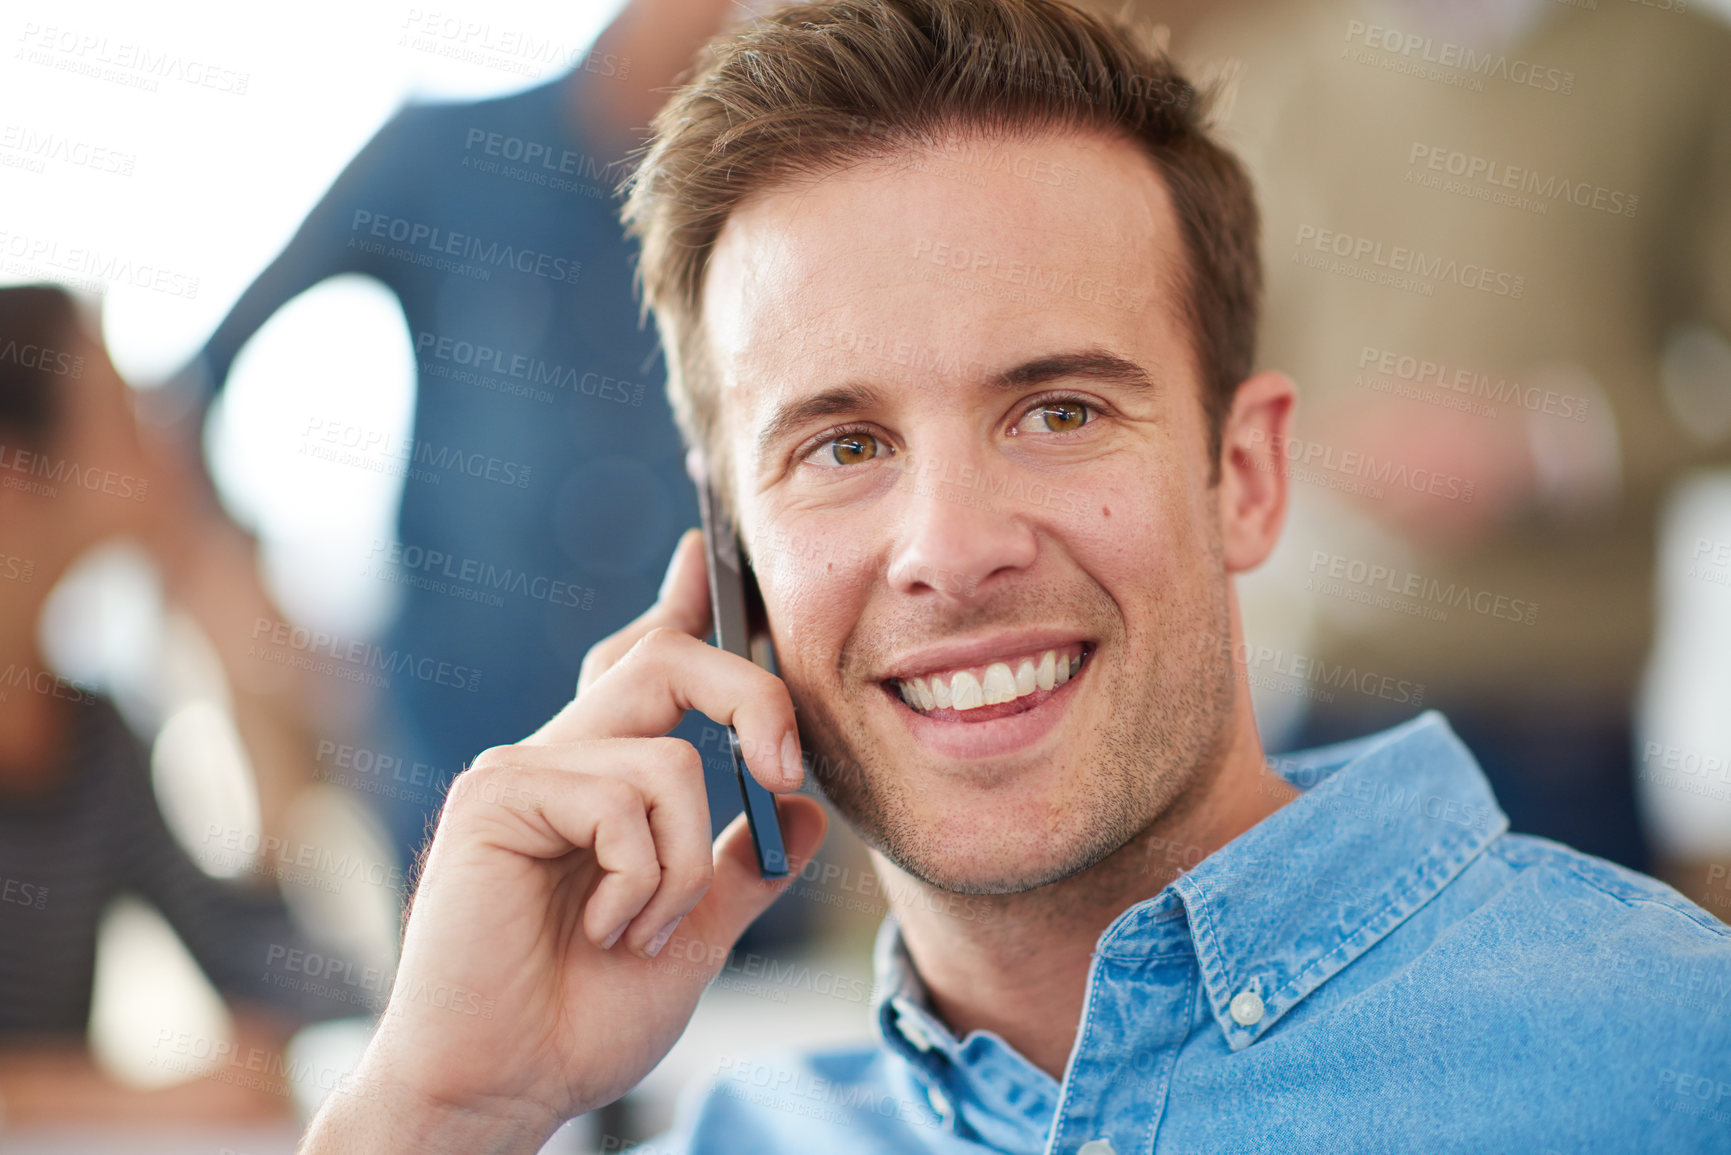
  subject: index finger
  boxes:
[577,528,712,695]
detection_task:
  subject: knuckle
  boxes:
[647,736,704,778]
[446,748,516,810]
[677,858,717,897]
[636,625,688,655]
[578,638,624,682]
[589,775,645,822]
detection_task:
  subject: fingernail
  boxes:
[780,731,804,784]
[645,917,681,958]
[601,920,630,950]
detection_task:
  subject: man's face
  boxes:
[701,130,1239,894]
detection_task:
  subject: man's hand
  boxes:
[300,530,828,1154]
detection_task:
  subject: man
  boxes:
[302,1,1731,1151]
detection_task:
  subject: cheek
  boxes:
[1066,455,1204,593]
[754,522,874,679]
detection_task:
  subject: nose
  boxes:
[885,454,1038,601]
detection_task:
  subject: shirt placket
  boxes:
[1043,914,1198,1155]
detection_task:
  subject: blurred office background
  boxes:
[2,0,1729,1150]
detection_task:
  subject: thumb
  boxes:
[700,795,828,946]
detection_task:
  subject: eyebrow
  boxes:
[752,347,1159,467]
[986,348,1159,393]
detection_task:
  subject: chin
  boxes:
[859,788,1140,897]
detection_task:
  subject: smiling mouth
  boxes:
[883,643,1091,723]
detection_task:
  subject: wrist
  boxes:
[300,1049,561,1155]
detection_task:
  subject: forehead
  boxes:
[700,130,1196,448]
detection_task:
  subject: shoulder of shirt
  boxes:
[1484,831,1731,943]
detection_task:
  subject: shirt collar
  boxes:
[870,710,1508,1063]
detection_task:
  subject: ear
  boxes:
[1216,370,1296,574]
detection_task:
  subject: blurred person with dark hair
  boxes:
[0,286,352,1124]
[172,0,760,872]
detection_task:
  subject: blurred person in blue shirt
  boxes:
[295,2,1731,1153]
[175,0,752,866]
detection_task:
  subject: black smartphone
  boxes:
[696,481,791,879]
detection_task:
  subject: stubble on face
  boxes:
[788,525,1238,899]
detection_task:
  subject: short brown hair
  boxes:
[622,0,1261,492]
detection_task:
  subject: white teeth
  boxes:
[982,663,1016,705]
[896,647,1085,714]
[950,670,985,710]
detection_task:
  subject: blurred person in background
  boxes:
[169,0,763,873]
[1080,0,1731,906]
[0,286,354,1123]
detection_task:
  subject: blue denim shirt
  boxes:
[652,712,1731,1153]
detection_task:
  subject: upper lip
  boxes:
[878,629,1091,682]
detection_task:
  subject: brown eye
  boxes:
[1038,403,1088,433]
[830,432,880,465]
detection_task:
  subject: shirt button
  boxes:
[1078,1140,1117,1155]
[894,1009,934,1052]
[1230,990,1265,1026]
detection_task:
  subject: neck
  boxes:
[883,703,1296,1080]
